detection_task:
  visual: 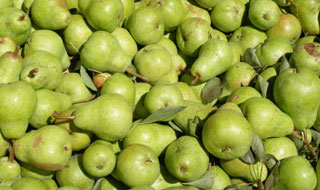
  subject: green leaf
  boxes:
[310,129,320,146]
[182,170,214,190]
[251,134,265,161]
[139,106,186,124]
[278,56,290,73]
[187,116,201,138]
[80,65,98,91]
[168,121,184,133]
[264,162,281,190]
[262,154,279,170]
[201,77,223,103]
[243,48,261,67]
[257,75,269,98]
[91,178,103,190]
[240,150,255,164]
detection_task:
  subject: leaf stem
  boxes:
[72,94,96,104]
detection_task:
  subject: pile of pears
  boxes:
[1,0,320,189]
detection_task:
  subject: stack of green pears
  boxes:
[2,0,320,189]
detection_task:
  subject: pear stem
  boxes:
[8,144,14,163]
[291,131,302,139]
[72,94,96,104]
[304,129,316,157]
[191,73,200,85]
[126,68,150,82]
[52,111,75,120]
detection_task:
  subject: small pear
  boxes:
[0,51,23,84]
[0,155,21,186]
[226,86,262,105]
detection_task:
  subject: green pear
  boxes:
[11,177,48,190]
[0,132,9,157]
[92,72,111,90]
[133,82,152,119]
[240,97,294,139]
[155,68,179,85]
[162,186,199,190]
[0,81,37,139]
[273,156,317,190]
[264,137,298,160]
[210,166,231,190]
[123,123,177,156]
[0,186,14,190]
[65,0,79,13]
[0,8,31,45]
[121,0,134,23]
[229,26,267,53]
[13,0,24,9]
[191,39,234,82]
[176,18,212,57]
[100,73,135,109]
[82,140,116,177]
[126,6,164,45]
[13,125,72,171]
[56,154,95,190]
[58,186,80,190]
[249,0,280,30]
[71,94,133,142]
[210,28,228,42]
[24,30,70,70]
[156,37,178,56]
[20,162,54,179]
[173,82,199,102]
[226,86,262,105]
[171,54,187,75]
[134,44,172,84]
[151,165,181,189]
[0,156,21,186]
[80,31,131,73]
[148,0,185,32]
[165,136,209,182]
[0,37,17,57]
[63,14,93,56]
[42,179,57,190]
[182,1,211,24]
[111,27,137,60]
[267,13,301,44]
[202,105,253,160]
[273,0,290,7]
[256,36,293,67]
[0,51,22,84]
[99,176,128,190]
[22,0,33,11]
[255,67,277,92]
[30,0,71,30]
[195,0,222,8]
[144,83,184,114]
[30,89,72,128]
[211,0,245,32]
[314,106,320,131]
[0,0,13,8]
[273,68,320,130]
[114,144,160,187]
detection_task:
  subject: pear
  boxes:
[0,51,22,84]
[211,0,245,32]
[133,82,152,119]
[155,68,179,85]
[210,28,228,42]
[0,156,21,186]
[29,89,72,128]
[0,81,37,139]
[171,54,187,75]
[210,166,232,190]
[240,97,294,139]
[58,186,80,190]
[273,68,320,130]
[0,132,9,157]
[0,37,17,57]
[126,6,164,45]
[21,162,54,179]
[121,0,134,23]
[255,67,277,92]
[0,0,13,8]
[80,31,131,74]
[82,140,116,177]
[249,0,280,30]
[229,42,244,65]
[24,30,70,70]
[63,14,93,56]
[42,179,58,190]
[100,176,128,190]
[0,8,31,45]
[111,27,137,60]
[22,0,33,11]
[13,125,72,171]
[226,86,262,105]
[173,82,199,102]
[65,0,79,13]
[123,123,177,156]
[156,37,178,56]
[165,136,209,182]
[182,1,211,24]
[20,50,63,90]
[264,137,298,160]
[194,0,222,8]
[151,165,181,189]
[80,0,123,32]
[202,104,253,160]
[30,0,71,30]
[56,154,95,190]
[92,72,111,90]
[11,177,48,190]
[100,73,135,109]
[190,39,234,83]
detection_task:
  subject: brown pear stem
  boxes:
[72,94,96,104]
[291,131,302,139]
[63,68,69,74]
[304,129,316,157]
[52,111,75,120]
[13,46,19,55]
[8,144,14,163]
[287,0,297,8]
[191,73,200,85]
[126,68,150,82]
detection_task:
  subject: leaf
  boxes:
[262,154,279,170]
[139,106,186,124]
[91,178,103,190]
[168,121,184,133]
[182,170,214,190]
[243,48,261,67]
[264,162,281,190]
[80,65,98,91]
[201,77,223,103]
[240,150,255,164]
[187,116,201,138]
[278,56,290,73]
[310,129,320,146]
[256,75,269,98]
[251,134,265,161]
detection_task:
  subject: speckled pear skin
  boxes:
[0,81,37,139]
[0,7,31,45]
[13,125,72,171]
[0,51,23,84]
[30,0,71,30]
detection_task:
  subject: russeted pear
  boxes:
[0,132,9,157]
[165,136,209,182]
[0,8,31,45]
[100,73,135,109]
[126,6,164,45]
[0,81,37,139]
[191,39,234,82]
[0,51,22,84]
[273,68,320,131]
[226,86,262,105]
[202,103,253,160]
[30,0,71,30]
[123,123,177,156]
[0,37,17,57]
[264,137,298,160]
[111,27,137,60]
[14,125,72,171]
[11,177,48,190]
[56,154,95,190]
[0,156,21,186]
[80,31,131,74]
[249,0,280,30]
[210,166,232,190]
[30,89,72,128]
[20,50,63,90]
[21,162,54,179]
[134,82,152,119]
[240,97,294,139]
